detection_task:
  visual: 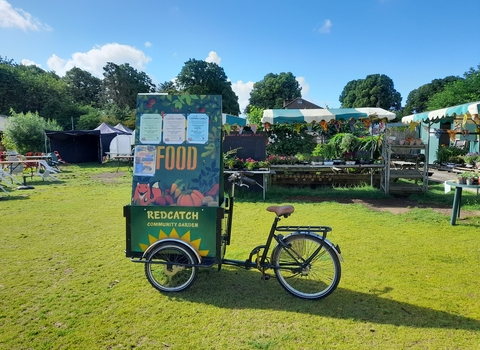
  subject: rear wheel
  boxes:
[144,242,198,292]
[272,234,341,300]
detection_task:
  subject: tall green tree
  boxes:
[101,62,156,110]
[157,80,180,95]
[340,74,402,111]
[246,72,301,113]
[427,65,480,110]
[2,109,62,153]
[0,58,23,115]
[63,67,102,107]
[15,65,77,127]
[175,59,240,115]
[402,76,460,116]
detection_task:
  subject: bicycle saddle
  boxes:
[266,205,294,217]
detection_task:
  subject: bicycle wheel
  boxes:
[272,234,341,300]
[144,242,198,292]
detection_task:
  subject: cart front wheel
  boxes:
[144,242,198,292]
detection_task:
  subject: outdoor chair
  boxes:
[0,181,10,197]
[47,153,62,172]
[35,160,60,182]
[0,168,23,186]
[53,150,68,164]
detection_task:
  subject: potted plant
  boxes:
[462,171,476,185]
[245,158,258,171]
[342,151,356,165]
[257,160,269,170]
[355,150,372,164]
[224,157,237,169]
[322,143,337,165]
[463,152,479,167]
[311,144,325,164]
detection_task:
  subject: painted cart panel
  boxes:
[124,205,224,259]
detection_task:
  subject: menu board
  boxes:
[187,113,209,144]
[163,114,186,144]
[139,114,162,144]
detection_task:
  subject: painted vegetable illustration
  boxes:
[177,190,204,207]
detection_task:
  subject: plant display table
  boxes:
[270,164,384,187]
[445,180,480,225]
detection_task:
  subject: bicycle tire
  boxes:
[144,242,198,292]
[271,234,341,300]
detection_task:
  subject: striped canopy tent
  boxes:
[401,101,480,162]
[262,107,395,124]
[402,101,480,124]
[222,114,247,126]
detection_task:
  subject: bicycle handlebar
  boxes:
[228,172,261,188]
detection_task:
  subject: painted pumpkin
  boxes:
[177,190,204,207]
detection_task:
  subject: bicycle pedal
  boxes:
[261,274,270,281]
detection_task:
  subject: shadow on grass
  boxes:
[0,193,30,200]
[170,267,480,331]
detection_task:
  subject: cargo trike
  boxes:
[124,93,341,300]
[126,171,342,300]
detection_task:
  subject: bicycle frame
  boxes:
[220,172,341,274]
[134,170,342,299]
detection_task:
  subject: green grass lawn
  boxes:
[1,163,479,349]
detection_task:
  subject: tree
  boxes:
[338,79,360,108]
[63,67,102,107]
[15,65,79,128]
[2,109,62,153]
[427,65,480,110]
[246,72,301,113]
[339,74,402,111]
[0,59,23,115]
[101,62,156,110]
[246,106,264,126]
[75,106,102,130]
[402,76,460,115]
[176,59,240,115]
[157,80,180,95]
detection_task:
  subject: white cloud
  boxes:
[145,41,152,48]
[205,51,221,64]
[20,59,42,68]
[296,76,310,98]
[46,43,152,77]
[231,80,254,114]
[0,0,51,31]
[319,19,332,34]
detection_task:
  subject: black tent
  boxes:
[45,130,102,163]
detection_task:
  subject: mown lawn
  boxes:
[1,163,479,349]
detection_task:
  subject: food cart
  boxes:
[124,94,226,284]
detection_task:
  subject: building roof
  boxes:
[282,98,323,110]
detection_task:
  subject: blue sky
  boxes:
[1,0,480,114]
